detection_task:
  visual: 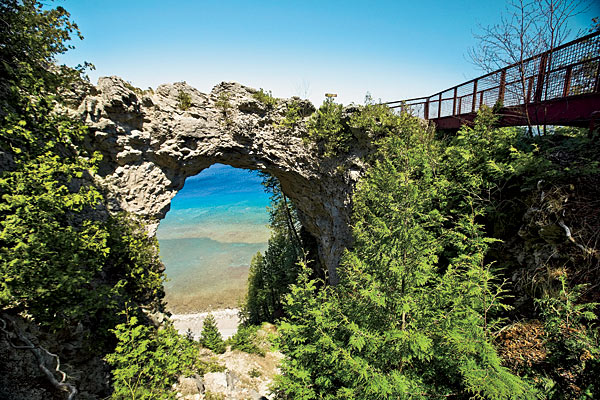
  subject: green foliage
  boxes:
[0,149,105,322]
[532,275,600,398]
[204,392,225,400]
[215,91,232,110]
[105,215,167,311]
[215,91,233,125]
[105,311,200,400]
[252,88,277,108]
[124,81,153,96]
[227,324,265,356]
[200,314,226,354]
[241,176,302,325]
[443,106,548,194]
[177,90,192,110]
[278,100,303,130]
[243,232,300,325]
[305,96,422,157]
[0,124,166,334]
[274,110,535,399]
[0,0,89,110]
[0,0,166,352]
[305,99,349,157]
[0,2,195,398]
[349,95,410,141]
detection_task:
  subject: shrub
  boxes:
[215,92,233,125]
[204,392,225,400]
[227,325,265,356]
[249,368,262,378]
[305,98,349,157]
[252,88,277,108]
[200,314,225,354]
[240,177,302,325]
[105,312,200,400]
[278,100,303,130]
[177,90,192,110]
[533,275,600,398]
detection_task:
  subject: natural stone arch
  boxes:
[76,77,367,283]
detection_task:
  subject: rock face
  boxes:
[76,76,366,283]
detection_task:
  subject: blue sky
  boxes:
[56,0,598,106]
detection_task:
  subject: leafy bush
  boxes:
[227,325,265,356]
[252,88,277,108]
[215,91,233,125]
[105,311,200,400]
[278,100,303,130]
[215,91,231,110]
[305,98,349,157]
[200,314,225,354]
[204,392,225,400]
[177,90,192,110]
[533,275,600,398]
[305,96,411,157]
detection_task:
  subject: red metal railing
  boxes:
[386,31,600,123]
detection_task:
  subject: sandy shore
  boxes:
[171,308,241,340]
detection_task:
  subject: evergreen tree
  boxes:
[241,176,302,325]
[274,107,534,399]
[200,313,225,354]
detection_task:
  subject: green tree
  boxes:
[0,0,88,105]
[200,314,225,354]
[241,175,302,325]
[274,109,534,399]
[105,310,200,400]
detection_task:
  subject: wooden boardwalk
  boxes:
[387,31,600,131]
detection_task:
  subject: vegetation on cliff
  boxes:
[274,105,600,399]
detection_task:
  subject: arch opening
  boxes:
[83,78,359,287]
[156,164,271,315]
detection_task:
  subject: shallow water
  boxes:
[156,164,270,313]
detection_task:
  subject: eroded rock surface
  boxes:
[76,76,367,282]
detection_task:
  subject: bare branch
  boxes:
[0,314,78,400]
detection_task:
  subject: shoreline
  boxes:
[170,308,241,340]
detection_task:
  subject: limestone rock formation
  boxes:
[76,76,367,283]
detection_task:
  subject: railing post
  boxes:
[472,80,478,112]
[595,61,600,93]
[458,97,462,115]
[452,87,458,116]
[480,91,484,108]
[562,65,572,97]
[498,69,506,104]
[438,93,442,119]
[424,99,430,120]
[526,77,534,103]
[534,53,548,103]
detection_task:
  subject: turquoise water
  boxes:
[156,164,271,313]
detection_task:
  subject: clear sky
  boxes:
[56,0,598,106]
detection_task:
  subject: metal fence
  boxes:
[386,31,600,121]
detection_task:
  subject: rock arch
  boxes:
[77,77,366,283]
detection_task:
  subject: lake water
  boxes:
[156,164,271,313]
